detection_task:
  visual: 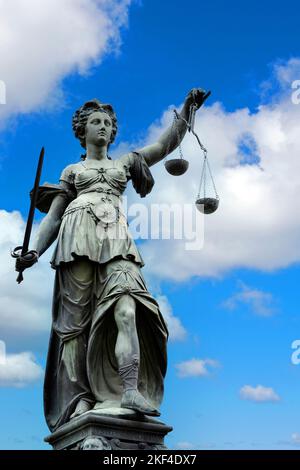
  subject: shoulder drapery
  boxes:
[30,183,76,214]
[129,152,155,198]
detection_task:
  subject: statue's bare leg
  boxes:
[114,294,160,416]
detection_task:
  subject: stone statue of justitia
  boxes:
[15,88,208,432]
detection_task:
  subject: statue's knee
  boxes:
[114,300,136,327]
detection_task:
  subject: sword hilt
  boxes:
[16,271,24,284]
[11,246,25,284]
[11,247,38,283]
[11,246,23,258]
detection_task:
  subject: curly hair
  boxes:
[72,99,118,150]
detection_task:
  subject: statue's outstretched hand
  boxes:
[15,250,39,272]
[185,88,210,110]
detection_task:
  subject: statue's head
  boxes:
[72,99,118,149]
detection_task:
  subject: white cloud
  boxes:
[222,281,277,317]
[291,433,300,446]
[175,441,195,450]
[0,0,131,120]
[0,210,53,340]
[0,351,43,387]
[156,294,187,341]
[127,58,300,281]
[240,385,280,403]
[175,358,219,378]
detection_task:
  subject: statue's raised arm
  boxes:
[137,88,210,167]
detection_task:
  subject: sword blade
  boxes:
[21,146,44,255]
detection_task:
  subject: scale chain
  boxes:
[176,111,218,200]
[174,111,184,160]
[164,111,177,161]
[205,154,219,200]
[165,104,219,203]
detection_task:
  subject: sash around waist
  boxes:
[78,187,121,197]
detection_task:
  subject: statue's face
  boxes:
[85,111,113,147]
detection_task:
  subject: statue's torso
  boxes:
[51,154,144,267]
[67,154,131,203]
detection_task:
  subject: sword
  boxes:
[11,146,45,283]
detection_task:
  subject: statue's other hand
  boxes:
[185,88,210,110]
[15,250,39,272]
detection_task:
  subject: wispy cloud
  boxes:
[175,441,195,450]
[222,281,277,317]
[156,294,187,342]
[175,358,220,378]
[240,385,280,403]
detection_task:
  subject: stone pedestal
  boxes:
[44,408,173,450]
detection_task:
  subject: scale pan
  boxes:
[195,197,219,214]
[164,159,189,176]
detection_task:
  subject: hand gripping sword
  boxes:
[11,147,45,283]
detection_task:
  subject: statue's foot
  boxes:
[70,399,92,419]
[121,389,160,417]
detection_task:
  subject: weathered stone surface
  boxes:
[44,410,172,450]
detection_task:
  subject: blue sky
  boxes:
[1,0,300,450]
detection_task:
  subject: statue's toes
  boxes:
[70,400,92,419]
